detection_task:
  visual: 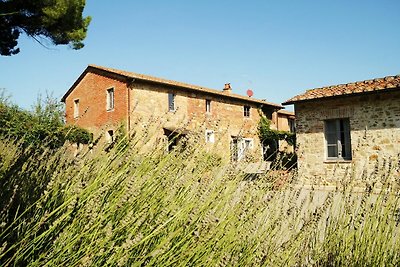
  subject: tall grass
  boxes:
[0,126,400,266]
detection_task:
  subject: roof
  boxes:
[283,74,400,105]
[277,109,295,117]
[62,64,282,108]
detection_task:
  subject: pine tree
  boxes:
[0,0,91,56]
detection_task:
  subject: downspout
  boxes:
[127,78,135,135]
[276,109,279,131]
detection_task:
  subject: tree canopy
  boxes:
[0,0,91,56]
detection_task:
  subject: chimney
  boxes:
[223,83,232,94]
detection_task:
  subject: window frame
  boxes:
[205,129,215,143]
[205,99,211,113]
[324,118,352,161]
[231,137,254,161]
[243,105,251,117]
[73,99,79,118]
[243,138,254,150]
[106,88,115,111]
[106,130,114,143]
[168,93,176,112]
[288,118,296,133]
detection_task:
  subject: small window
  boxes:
[73,99,79,118]
[288,119,296,133]
[325,118,352,160]
[107,88,114,111]
[244,138,254,150]
[206,99,211,113]
[205,130,215,143]
[168,93,176,111]
[244,106,250,117]
[106,130,114,143]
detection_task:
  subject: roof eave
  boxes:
[61,65,132,102]
[282,87,400,105]
[282,101,295,105]
[62,64,283,109]
[61,66,91,102]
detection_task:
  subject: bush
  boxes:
[0,90,92,148]
[64,125,93,145]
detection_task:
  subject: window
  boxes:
[164,128,186,152]
[288,119,296,133]
[244,105,250,117]
[168,93,176,111]
[206,99,211,113]
[231,137,253,161]
[107,88,114,111]
[325,118,352,160]
[73,99,79,118]
[205,130,215,143]
[106,130,114,143]
[244,138,254,150]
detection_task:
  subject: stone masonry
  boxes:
[63,65,289,162]
[284,77,400,185]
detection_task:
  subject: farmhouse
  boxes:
[62,65,293,162]
[283,75,400,184]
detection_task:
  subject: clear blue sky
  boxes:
[1,0,399,110]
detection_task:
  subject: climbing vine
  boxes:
[258,113,296,147]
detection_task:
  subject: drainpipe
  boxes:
[127,78,136,135]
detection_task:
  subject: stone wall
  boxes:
[129,80,265,161]
[276,112,294,132]
[186,91,263,161]
[295,90,400,185]
[65,72,274,162]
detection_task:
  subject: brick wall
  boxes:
[295,90,400,185]
[64,71,129,136]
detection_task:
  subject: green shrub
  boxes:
[0,90,92,149]
[258,113,296,147]
[64,125,93,145]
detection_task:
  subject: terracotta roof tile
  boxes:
[277,109,295,116]
[283,74,400,105]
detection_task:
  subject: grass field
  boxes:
[1,131,400,266]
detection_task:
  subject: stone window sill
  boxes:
[323,159,352,164]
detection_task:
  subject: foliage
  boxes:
[0,90,92,148]
[0,0,91,55]
[1,121,400,266]
[258,114,296,146]
[64,125,92,145]
[270,151,297,170]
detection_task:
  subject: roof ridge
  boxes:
[87,64,282,108]
[283,74,400,105]
[62,64,282,108]
[311,74,400,91]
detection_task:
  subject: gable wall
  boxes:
[295,90,400,185]
[64,71,128,135]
